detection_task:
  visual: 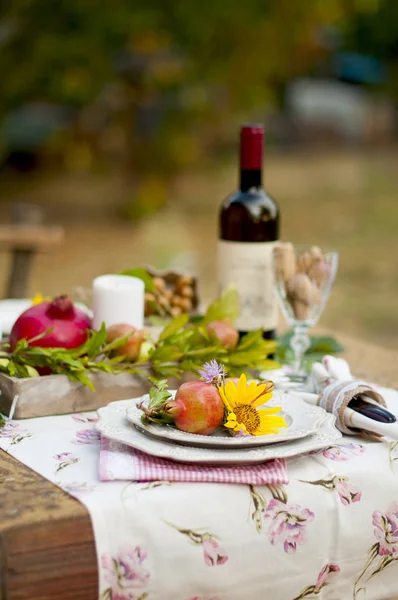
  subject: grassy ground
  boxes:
[1,147,397,348]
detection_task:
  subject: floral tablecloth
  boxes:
[1,387,398,600]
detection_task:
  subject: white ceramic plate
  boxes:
[96,395,341,466]
[126,390,325,449]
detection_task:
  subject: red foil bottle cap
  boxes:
[240,125,264,170]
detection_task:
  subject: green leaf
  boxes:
[83,325,108,359]
[204,287,240,325]
[308,336,344,354]
[149,390,171,408]
[257,359,281,371]
[148,377,168,388]
[179,359,205,374]
[186,345,227,357]
[25,365,40,377]
[13,363,31,378]
[237,330,274,350]
[196,325,210,340]
[147,315,171,328]
[158,314,189,341]
[93,361,114,373]
[14,338,28,351]
[108,355,128,364]
[277,331,344,356]
[99,333,135,356]
[188,314,204,324]
[26,327,55,345]
[225,350,272,366]
[19,346,54,357]
[151,363,181,379]
[118,268,156,292]
[157,410,175,424]
[236,331,260,350]
[67,371,95,391]
[148,378,173,409]
[7,361,17,377]
[156,329,193,350]
[150,345,184,363]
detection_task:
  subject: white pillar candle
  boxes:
[92,274,145,330]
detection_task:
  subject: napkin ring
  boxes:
[318,379,386,438]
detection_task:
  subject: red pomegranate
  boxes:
[10,295,92,351]
[164,380,224,435]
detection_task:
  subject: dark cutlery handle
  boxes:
[349,397,396,423]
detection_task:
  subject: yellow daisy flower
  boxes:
[218,374,287,436]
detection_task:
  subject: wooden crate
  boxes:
[0,370,152,419]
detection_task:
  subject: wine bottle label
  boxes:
[218,240,278,331]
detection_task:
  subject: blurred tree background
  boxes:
[0,0,397,347]
[0,0,392,216]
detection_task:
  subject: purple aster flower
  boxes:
[198,360,227,385]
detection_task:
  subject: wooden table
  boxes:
[1,332,398,600]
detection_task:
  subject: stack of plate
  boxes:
[95,390,342,466]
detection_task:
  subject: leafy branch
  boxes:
[0,289,281,390]
[149,290,278,379]
[0,324,148,391]
[137,378,175,426]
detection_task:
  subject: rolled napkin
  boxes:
[99,437,288,485]
[310,356,392,439]
[318,379,387,436]
[321,355,354,382]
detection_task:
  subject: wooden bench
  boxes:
[0,203,64,298]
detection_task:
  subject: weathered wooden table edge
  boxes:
[1,331,398,600]
[0,449,98,600]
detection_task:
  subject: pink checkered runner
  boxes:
[99,436,288,484]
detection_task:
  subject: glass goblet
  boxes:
[274,244,338,379]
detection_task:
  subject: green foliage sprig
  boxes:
[148,289,278,379]
[0,324,146,391]
[137,378,175,426]
[0,289,278,389]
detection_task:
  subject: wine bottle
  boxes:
[218,125,279,339]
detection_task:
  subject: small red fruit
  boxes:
[106,323,145,362]
[207,320,239,350]
[165,380,224,435]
